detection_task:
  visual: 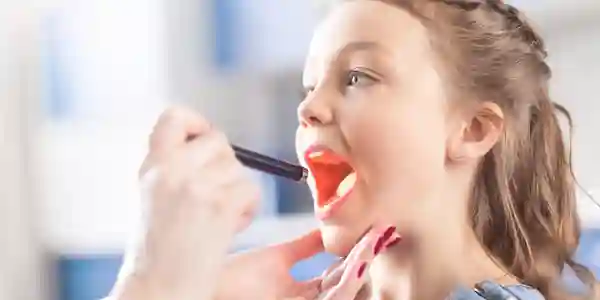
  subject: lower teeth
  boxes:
[336,172,356,196]
[319,172,356,209]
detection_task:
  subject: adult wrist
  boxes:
[109,271,214,300]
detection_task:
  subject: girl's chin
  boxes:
[320,226,368,257]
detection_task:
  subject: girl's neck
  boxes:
[366,229,520,300]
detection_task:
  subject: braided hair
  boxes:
[351,0,598,298]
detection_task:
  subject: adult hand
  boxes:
[111,107,260,300]
[308,225,399,300]
[213,229,325,300]
[257,225,396,300]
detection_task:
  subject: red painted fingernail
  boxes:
[357,262,367,278]
[374,237,385,255]
[374,226,396,255]
[385,236,402,249]
[382,226,396,241]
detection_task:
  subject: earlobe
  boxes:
[446,121,468,162]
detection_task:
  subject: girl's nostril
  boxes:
[308,116,320,124]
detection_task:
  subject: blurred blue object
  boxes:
[40,12,73,120]
[291,252,338,281]
[275,151,313,214]
[58,255,122,300]
[576,228,600,277]
[212,0,238,70]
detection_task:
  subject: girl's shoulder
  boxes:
[449,284,545,299]
[504,284,546,299]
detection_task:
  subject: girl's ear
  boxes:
[446,102,504,163]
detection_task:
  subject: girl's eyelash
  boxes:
[300,86,314,99]
[345,68,378,86]
[300,68,378,99]
[347,70,365,84]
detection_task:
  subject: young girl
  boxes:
[295,0,597,299]
[110,1,598,300]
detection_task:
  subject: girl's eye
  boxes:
[346,70,376,87]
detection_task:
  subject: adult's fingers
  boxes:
[321,260,343,278]
[320,225,399,300]
[283,277,321,300]
[140,107,212,176]
[320,225,399,292]
[345,225,399,266]
[295,278,322,300]
[319,260,344,292]
[181,131,235,170]
[150,106,212,153]
[319,257,370,300]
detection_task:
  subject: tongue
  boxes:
[336,172,357,197]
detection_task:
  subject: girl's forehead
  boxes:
[309,1,426,50]
[304,1,432,72]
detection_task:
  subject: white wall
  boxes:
[0,2,46,299]
[548,22,600,189]
[164,0,280,150]
[546,19,600,227]
[34,0,281,254]
[34,0,168,254]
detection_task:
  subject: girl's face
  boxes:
[295,1,453,256]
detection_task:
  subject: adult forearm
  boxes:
[106,273,217,300]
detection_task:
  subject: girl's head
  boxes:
[295,0,597,298]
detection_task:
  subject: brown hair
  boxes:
[366,0,598,299]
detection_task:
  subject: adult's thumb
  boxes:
[273,229,324,266]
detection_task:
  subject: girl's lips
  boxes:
[315,191,352,220]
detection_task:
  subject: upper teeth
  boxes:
[308,151,325,159]
[308,151,346,165]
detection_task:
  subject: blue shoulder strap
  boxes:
[449,284,545,299]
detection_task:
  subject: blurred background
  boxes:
[0,0,599,299]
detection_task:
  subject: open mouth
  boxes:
[304,147,357,210]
